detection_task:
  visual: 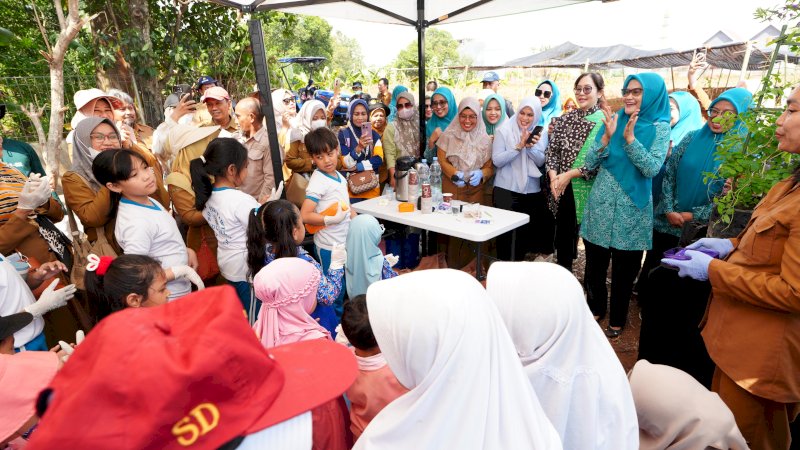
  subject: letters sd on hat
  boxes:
[482,71,500,83]
[196,75,218,89]
[26,286,358,449]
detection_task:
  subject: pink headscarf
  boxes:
[253,257,329,348]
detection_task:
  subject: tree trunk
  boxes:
[128,0,163,126]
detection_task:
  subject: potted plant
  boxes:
[707,13,800,237]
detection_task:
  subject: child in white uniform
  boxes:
[300,128,355,319]
[92,149,198,300]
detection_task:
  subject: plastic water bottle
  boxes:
[417,158,430,185]
[430,157,443,204]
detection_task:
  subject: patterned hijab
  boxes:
[71,117,118,192]
[252,257,329,348]
[392,92,421,159]
[437,97,492,172]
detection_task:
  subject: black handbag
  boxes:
[35,214,74,271]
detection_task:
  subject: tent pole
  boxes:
[248,18,285,192]
[670,67,675,91]
[724,68,732,88]
[738,41,753,84]
[417,0,426,158]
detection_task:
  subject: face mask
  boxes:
[311,119,327,130]
[178,113,194,125]
[398,108,414,120]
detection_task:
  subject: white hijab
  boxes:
[486,262,639,450]
[495,97,543,191]
[289,100,325,143]
[629,360,748,450]
[356,269,562,450]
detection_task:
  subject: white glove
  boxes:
[58,330,85,363]
[24,279,77,317]
[334,324,352,347]
[267,181,284,203]
[18,176,52,210]
[170,265,205,290]
[385,253,399,267]
[324,205,348,226]
[329,243,347,271]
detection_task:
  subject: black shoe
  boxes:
[605,326,622,338]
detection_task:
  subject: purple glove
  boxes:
[686,238,734,259]
[454,171,466,188]
[468,170,483,186]
[661,249,713,281]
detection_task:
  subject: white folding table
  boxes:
[351,197,530,279]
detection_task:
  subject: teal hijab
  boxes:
[426,87,457,142]
[345,214,385,299]
[482,93,507,136]
[388,85,408,123]
[669,91,704,146]
[675,87,753,212]
[537,80,562,127]
[597,73,671,209]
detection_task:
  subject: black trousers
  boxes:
[554,183,579,271]
[635,230,679,297]
[584,239,643,328]
[493,187,553,261]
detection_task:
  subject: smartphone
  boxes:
[172,83,191,96]
[526,126,544,145]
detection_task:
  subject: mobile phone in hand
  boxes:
[526,126,544,145]
[361,122,372,151]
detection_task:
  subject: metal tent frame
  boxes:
[205,0,603,187]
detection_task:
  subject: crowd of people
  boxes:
[0,59,799,449]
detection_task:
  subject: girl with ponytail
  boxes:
[190,137,265,314]
[84,254,203,322]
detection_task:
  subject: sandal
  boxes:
[605,326,622,338]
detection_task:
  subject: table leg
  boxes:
[511,229,517,261]
[475,242,484,280]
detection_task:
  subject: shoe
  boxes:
[605,326,622,338]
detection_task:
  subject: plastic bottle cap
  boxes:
[421,159,427,164]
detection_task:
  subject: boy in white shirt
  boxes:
[300,127,355,318]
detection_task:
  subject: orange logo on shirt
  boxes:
[172,403,220,446]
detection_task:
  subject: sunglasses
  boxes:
[432,100,448,108]
[425,104,432,109]
[621,88,644,97]
[574,86,594,95]
[396,102,413,110]
[282,98,295,105]
[535,89,552,99]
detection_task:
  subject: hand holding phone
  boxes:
[525,126,544,146]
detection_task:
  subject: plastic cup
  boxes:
[442,193,453,204]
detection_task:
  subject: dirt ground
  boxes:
[561,241,642,372]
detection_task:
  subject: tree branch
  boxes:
[53,0,67,32]
[31,2,53,57]
[159,0,186,85]
[20,103,48,170]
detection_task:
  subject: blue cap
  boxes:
[481,71,500,82]
[196,75,218,88]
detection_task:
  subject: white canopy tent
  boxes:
[205,0,606,186]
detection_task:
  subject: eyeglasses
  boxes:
[707,108,736,118]
[574,86,594,95]
[432,100,448,108]
[90,133,120,142]
[535,89,552,99]
[459,113,478,121]
[282,98,295,105]
[621,88,644,97]
[396,102,413,110]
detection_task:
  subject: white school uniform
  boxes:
[115,197,190,299]
[0,254,43,347]
[304,169,351,251]
[202,187,260,282]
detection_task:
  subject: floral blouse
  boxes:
[264,244,344,305]
[580,122,671,251]
[653,129,716,237]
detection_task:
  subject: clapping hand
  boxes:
[600,105,618,147]
[623,110,639,145]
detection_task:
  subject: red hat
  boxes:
[27,286,357,450]
[200,86,230,103]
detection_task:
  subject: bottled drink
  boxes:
[417,158,430,185]
[430,157,443,204]
[408,166,419,206]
